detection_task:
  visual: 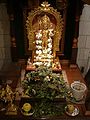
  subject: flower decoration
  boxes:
[22,66,70,100]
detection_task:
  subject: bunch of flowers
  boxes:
[22,66,70,100]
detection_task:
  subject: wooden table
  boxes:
[62,65,86,85]
[0,64,89,120]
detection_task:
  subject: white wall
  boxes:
[77,4,90,76]
[0,3,11,70]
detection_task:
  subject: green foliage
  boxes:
[32,99,65,117]
[22,66,69,100]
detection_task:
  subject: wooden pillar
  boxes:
[70,17,79,67]
[70,0,83,68]
[9,14,18,62]
[7,0,18,62]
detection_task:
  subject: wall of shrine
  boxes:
[0,3,11,70]
[77,4,90,76]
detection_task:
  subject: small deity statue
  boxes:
[27,57,32,66]
[0,88,5,98]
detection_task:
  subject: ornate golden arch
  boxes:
[26,1,63,58]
